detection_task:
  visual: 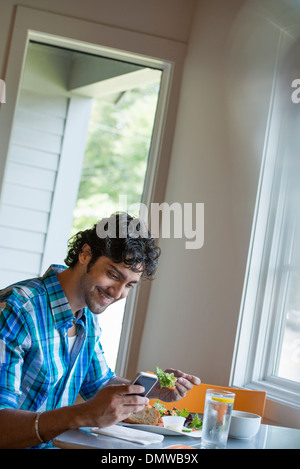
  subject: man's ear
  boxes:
[78,243,92,265]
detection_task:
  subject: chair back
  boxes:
[149,383,266,417]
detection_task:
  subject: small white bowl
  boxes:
[229,410,261,439]
[162,415,186,432]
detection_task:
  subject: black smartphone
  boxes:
[130,372,158,396]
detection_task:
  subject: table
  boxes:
[53,423,300,450]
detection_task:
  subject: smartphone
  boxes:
[130,371,158,396]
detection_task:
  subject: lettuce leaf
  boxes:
[153,400,167,416]
[176,408,189,418]
[154,366,177,389]
[188,413,202,430]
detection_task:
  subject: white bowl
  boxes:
[162,415,186,432]
[229,410,261,439]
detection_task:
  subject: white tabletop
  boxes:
[53,423,300,450]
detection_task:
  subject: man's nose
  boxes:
[108,283,127,300]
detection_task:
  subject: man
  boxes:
[0,213,200,448]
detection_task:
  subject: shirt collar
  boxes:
[41,264,85,330]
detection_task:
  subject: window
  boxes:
[230,30,300,426]
[71,76,162,371]
[269,160,300,384]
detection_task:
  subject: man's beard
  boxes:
[80,274,114,314]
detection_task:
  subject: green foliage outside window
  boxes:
[71,82,160,234]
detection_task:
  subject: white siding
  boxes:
[0,86,68,287]
[0,42,93,288]
[2,183,53,212]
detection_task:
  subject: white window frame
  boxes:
[0,5,186,378]
[230,28,300,428]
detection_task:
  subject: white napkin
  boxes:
[87,425,164,445]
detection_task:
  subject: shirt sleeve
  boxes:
[79,333,115,401]
[0,301,31,410]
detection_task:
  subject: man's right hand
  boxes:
[79,384,148,428]
[0,384,148,448]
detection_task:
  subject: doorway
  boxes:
[69,51,162,370]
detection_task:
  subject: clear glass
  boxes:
[201,389,235,449]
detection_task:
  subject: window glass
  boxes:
[71,81,161,370]
[275,195,300,383]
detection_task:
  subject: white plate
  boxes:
[119,422,202,438]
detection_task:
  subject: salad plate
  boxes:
[119,422,202,438]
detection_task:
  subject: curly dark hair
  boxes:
[65,212,161,279]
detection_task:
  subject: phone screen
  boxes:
[132,373,157,396]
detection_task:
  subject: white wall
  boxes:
[137,0,291,391]
[137,0,244,384]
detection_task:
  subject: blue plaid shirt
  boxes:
[0,265,115,426]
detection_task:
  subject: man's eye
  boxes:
[108,271,118,280]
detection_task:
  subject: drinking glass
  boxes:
[201,389,235,449]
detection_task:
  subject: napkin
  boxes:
[86,425,164,445]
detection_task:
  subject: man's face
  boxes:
[79,256,141,314]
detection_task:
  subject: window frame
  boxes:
[230,28,300,427]
[0,5,187,379]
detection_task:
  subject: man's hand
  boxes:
[148,369,201,402]
[80,384,149,428]
[0,384,148,448]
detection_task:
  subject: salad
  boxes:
[153,400,202,431]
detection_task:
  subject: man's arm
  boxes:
[0,383,148,449]
[0,406,79,449]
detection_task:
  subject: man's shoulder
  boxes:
[0,276,46,307]
[0,265,66,306]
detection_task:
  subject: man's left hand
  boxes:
[148,368,201,402]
